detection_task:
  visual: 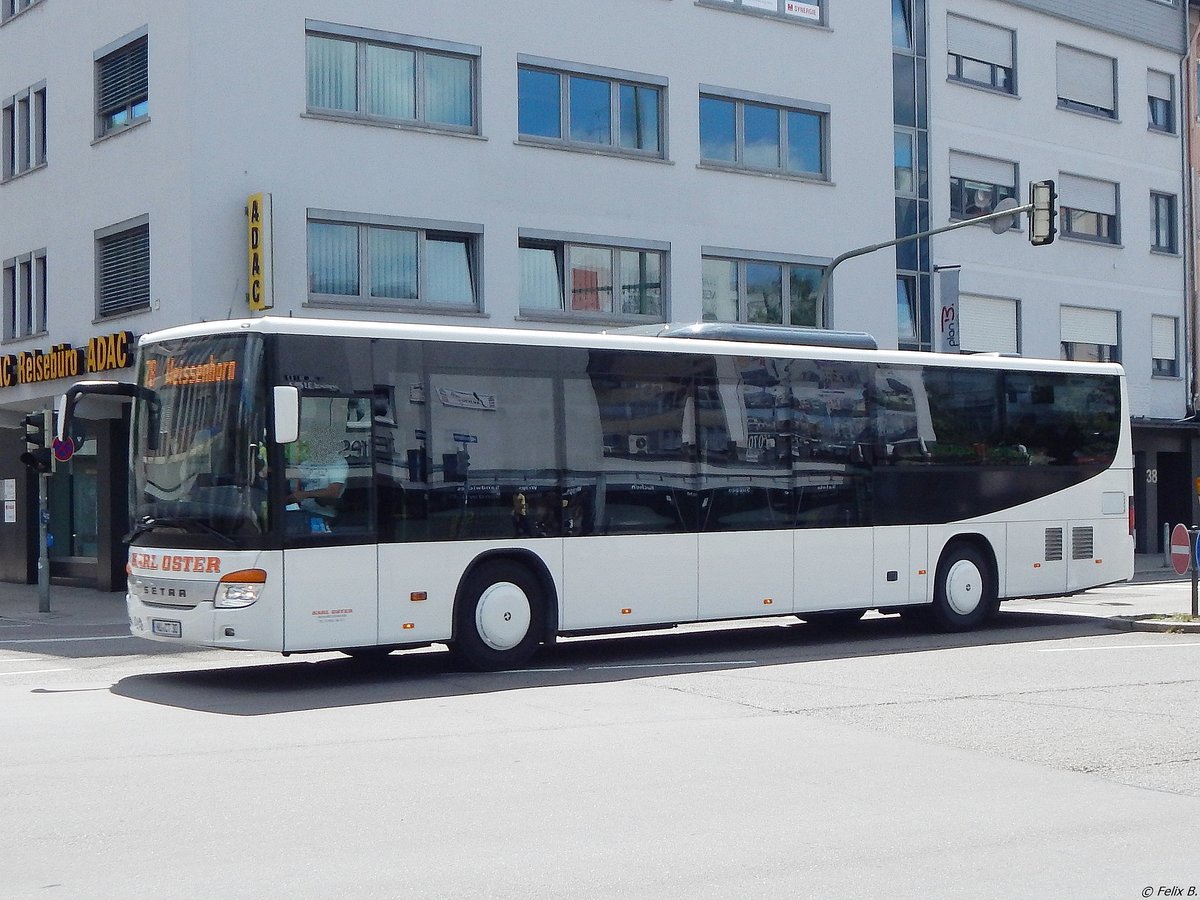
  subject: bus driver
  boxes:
[285,432,348,534]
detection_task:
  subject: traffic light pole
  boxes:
[813,201,1034,315]
[36,409,51,613]
[812,179,1056,317]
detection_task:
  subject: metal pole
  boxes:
[1192,526,1199,619]
[813,202,1034,316]
[36,408,51,614]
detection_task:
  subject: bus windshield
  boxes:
[130,334,269,547]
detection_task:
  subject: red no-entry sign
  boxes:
[1170,523,1191,575]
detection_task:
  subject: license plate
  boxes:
[152,619,182,638]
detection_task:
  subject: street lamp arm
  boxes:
[814,202,1033,317]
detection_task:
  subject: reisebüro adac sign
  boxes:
[0,331,135,389]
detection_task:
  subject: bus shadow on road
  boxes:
[109,610,1121,716]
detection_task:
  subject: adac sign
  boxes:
[0,331,136,389]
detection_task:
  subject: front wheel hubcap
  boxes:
[944,559,984,616]
[475,582,532,651]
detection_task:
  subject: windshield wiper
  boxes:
[126,516,237,546]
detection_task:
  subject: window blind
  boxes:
[1061,306,1117,346]
[1056,45,1114,111]
[960,295,1018,353]
[947,15,1013,67]
[1147,70,1173,102]
[99,225,150,317]
[1151,316,1176,361]
[949,151,1014,185]
[1059,174,1117,215]
[97,37,148,115]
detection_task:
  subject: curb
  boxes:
[1113,616,1200,634]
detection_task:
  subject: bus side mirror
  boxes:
[274,386,299,444]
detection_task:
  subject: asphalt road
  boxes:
[3,598,1199,899]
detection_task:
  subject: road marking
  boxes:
[587,661,757,670]
[0,635,131,645]
[0,668,72,676]
[1036,641,1200,652]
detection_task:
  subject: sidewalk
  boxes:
[0,580,128,629]
[0,554,1197,635]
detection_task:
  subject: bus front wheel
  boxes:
[452,560,543,671]
[929,543,998,632]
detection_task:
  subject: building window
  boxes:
[2,82,46,179]
[96,32,148,137]
[701,0,825,26]
[946,15,1014,93]
[1151,315,1178,377]
[1060,306,1118,363]
[1,0,43,23]
[96,218,150,319]
[959,294,1018,354]
[894,130,918,194]
[699,89,827,178]
[896,275,918,341]
[702,254,825,327]
[949,151,1016,219]
[1056,45,1116,119]
[893,0,922,51]
[2,249,46,339]
[1059,174,1119,244]
[305,23,478,132]
[1148,70,1175,133]
[520,233,665,319]
[1151,192,1177,253]
[517,58,665,157]
[307,212,479,309]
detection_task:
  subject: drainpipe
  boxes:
[1187,7,1200,414]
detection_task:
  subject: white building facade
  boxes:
[0,0,1188,588]
[922,0,1191,553]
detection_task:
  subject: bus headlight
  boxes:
[215,569,267,608]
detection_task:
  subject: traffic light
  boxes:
[19,411,52,474]
[1029,179,1057,246]
[442,450,470,482]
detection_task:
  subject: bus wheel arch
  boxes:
[929,535,1000,632]
[450,551,558,670]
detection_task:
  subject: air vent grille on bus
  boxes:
[1045,528,1064,562]
[1072,527,1095,561]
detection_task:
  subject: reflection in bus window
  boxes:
[1005,371,1118,467]
[790,358,871,465]
[373,340,564,541]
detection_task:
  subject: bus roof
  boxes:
[137,316,1126,378]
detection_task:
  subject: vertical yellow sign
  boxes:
[247,192,273,311]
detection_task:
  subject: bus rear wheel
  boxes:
[929,543,998,632]
[452,560,543,671]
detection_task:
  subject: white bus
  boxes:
[64,317,1134,669]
